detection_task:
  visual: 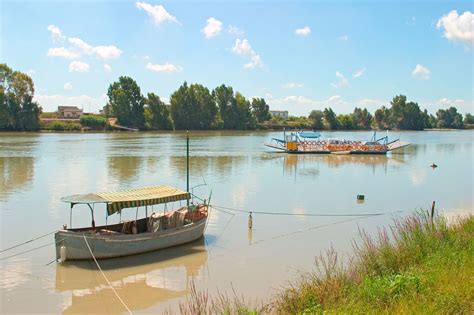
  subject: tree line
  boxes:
[0,64,472,132]
[106,76,270,130]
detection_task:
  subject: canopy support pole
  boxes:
[69,204,73,228]
[87,204,95,229]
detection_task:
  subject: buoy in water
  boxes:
[357,194,365,201]
[248,212,253,230]
[430,163,438,169]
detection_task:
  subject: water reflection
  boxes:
[0,157,35,201]
[107,156,144,183]
[281,154,407,178]
[56,239,207,314]
[169,155,248,178]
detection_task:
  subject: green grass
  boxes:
[175,212,474,314]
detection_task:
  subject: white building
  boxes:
[57,106,83,119]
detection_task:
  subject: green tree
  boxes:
[309,110,324,130]
[390,95,424,130]
[0,64,41,131]
[212,84,236,129]
[352,107,372,130]
[145,93,173,130]
[464,113,474,124]
[323,107,339,130]
[170,82,218,130]
[107,76,145,129]
[235,92,256,130]
[337,114,354,130]
[251,97,271,123]
[436,107,464,129]
[374,106,392,129]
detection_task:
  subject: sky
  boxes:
[1,0,473,115]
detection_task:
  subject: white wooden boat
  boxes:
[55,185,209,261]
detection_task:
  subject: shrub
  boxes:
[80,115,106,129]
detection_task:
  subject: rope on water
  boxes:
[211,204,401,217]
[0,230,58,253]
[82,235,132,315]
[0,241,56,261]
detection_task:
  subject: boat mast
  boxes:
[186,130,190,207]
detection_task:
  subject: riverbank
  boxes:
[176,211,474,314]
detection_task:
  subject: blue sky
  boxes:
[1,1,473,115]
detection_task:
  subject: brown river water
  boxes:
[0,130,473,314]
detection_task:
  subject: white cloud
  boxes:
[232,38,263,69]
[68,37,93,54]
[228,25,244,36]
[353,68,365,78]
[145,62,183,73]
[328,95,342,102]
[202,17,222,39]
[338,34,349,41]
[47,24,65,42]
[136,1,178,26]
[69,61,90,73]
[331,71,349,88]
[436,10,473,46]
[103,64,112,72]
[412,64,430,80]
[26,69,36,76]
[34,94,108,113]
[283,82,304,88]
[93,45,122,59]
[68,38,122,60]
[63,82,72,90]
[47,47,80,59]
[295,26,311,36]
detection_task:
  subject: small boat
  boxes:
[55,132,209,261]
[265,130,409,155]
[55,186,208,261]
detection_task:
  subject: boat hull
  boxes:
[55,218,207,261]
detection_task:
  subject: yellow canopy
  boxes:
[62,185,190,215]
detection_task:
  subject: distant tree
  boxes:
[309,110,324,130]
[464,113,474,125]
[323,107,339,130]
[390,95,424,130]
[235,92,256,130]
[337,114,354,130]
[251,97,271,123]
[146,93,173,130]
[351,107,372,130]
[421,109,433,129]
[436,107,464,129]
[0,63,41,131]
[107,76,145,129]
[374,106,392,130]
[212,84,235,129]
[170,82,218,130]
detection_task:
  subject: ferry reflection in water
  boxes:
[282,153,407,178]
[56,239,207,314]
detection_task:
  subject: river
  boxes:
[1,130,473,314]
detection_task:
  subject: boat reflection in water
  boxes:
[56,238,207,314]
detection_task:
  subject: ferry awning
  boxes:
[61,185,190,215]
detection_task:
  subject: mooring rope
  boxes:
[0,236,69,261]
[211,204,401,217]
[82,235,133,315]
[0,230,58,253]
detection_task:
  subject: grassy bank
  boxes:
[177,212,474,314]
